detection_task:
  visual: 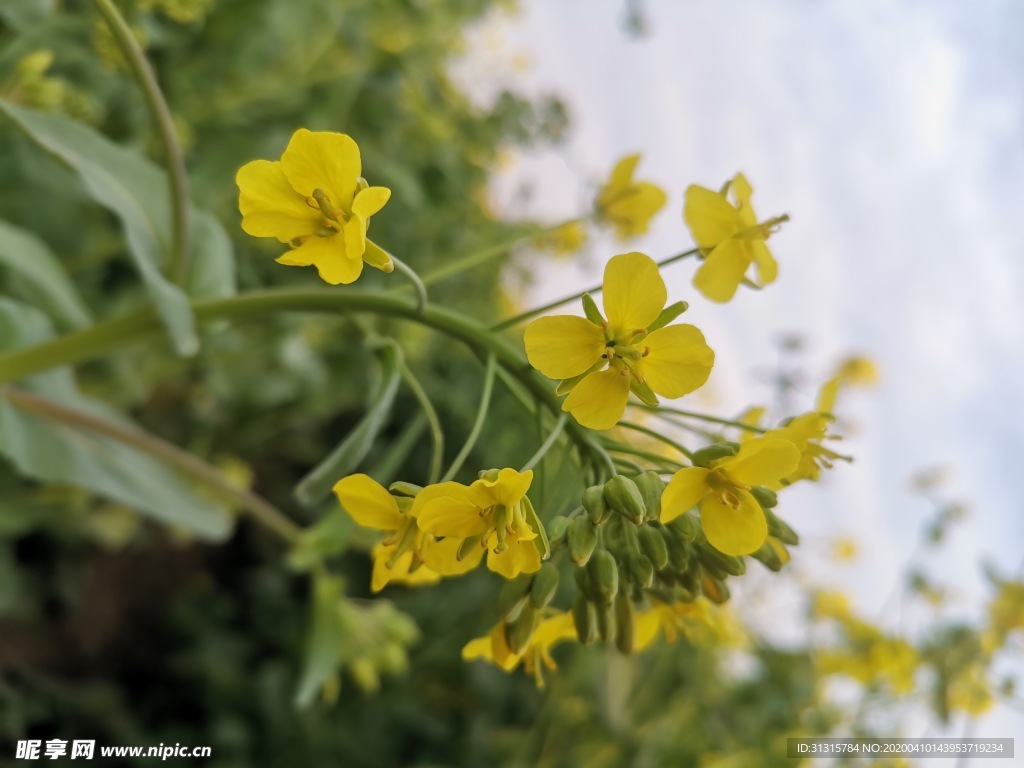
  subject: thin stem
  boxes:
[93,0,190,286]
[618,420,694,459]
[1,386,301,543]
[398,362,443,484]
[492,247,698,330]
[600,441,684,473]
[520,413,568,473]
[442,354,496,482]
[390,255,428,315]
[630,402,766,433]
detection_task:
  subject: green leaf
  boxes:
[294,340,403,506]
[0,219,91,330]
[294,572,345,708]
[0,299,232,540]
[0,100,236,354]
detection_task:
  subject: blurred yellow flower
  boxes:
[595,154,667,239]
[661,437,800,555]
[770,413,846,487]
[810,589,853,621]
[829,536,859,563]
[818,355,880,413]
[524,252,714,430]
[982,580,1024,653]
[684,173,787,302]
[948,663,995,716]
[237,128,392,285]
[333,474,482,592]
[534,220,589,258]
[462,612,577,686]
[417,468,543,579]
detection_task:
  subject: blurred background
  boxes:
[0,0,1021,765]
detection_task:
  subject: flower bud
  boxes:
[750,538,788,572]
[581,292,605,326]
[571,592,597,644]
[614,593,635,654]
[749,485,778,509]
[646,300,689,332]
[662,529,691,572]
[696,539,747,577]
[701,572,730,604]
[633,471,665,521]
[567,516,598,566]
[603,475,646,523]
[497,573,533,621]
[624,551,654,588]
[504,604,538,655]
[629,378,660,407]
[638,525,669,570]
[457,533,485,561]
[546,515,571,546]
[765,508,800,545]
[388,481,422,497]
[588,550,619,604]
[691,441,740,468]
[596,601,615,643]
[666,513,699,543]
[529,564,560,609]
[582,484,609,525]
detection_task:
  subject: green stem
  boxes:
[520,413,568,473]
[599,440,685,472]
[492,247,698,330]
[398,362,443,485]
[93,0,190,286]
[1,386,301,543]
[390,255,428,315]
[617,420,694,459]
[441,354,496,482]
[0,289,609,479]
[630,403,766,433]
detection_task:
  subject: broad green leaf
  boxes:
[294,340,403,506]
[294,572,345,708]
[0,219,91,329]
[0,299,232,540]
[0,100,236,354]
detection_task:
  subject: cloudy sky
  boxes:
[463,0,1024,747]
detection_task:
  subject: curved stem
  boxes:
[442,354,496,482]
[93,0,190,286]
[617,420,694,459]
[1,386,301,543]
[599,440,685,472]
[390,255,428,315]
[630,402,766,434]
[398,362,443,484]
[520,413,568,473]
[492,247,698,330]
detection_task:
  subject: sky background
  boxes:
[459,0,1024,749]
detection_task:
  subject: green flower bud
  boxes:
[629,378,660,407]
[504,604,538,655]
[567,516,598,566]
[588,550,619,604]
[750,539,787,572]
[596,601,615,643]
[691,441,740,468]
[661,528,691,572]
[478,468,501,482]
[701,572,730,604]
[638,524,670,570]
[646,300,689,332]
[765,508,800,545]
[571,592,597,644]
[634,471,665,521]
[529,564,560,609]
[749,485,778,509]
[547,515,571,546]
[521,496,550,560]
[696,540,747,577]
[581,292,605,326]
[614,593,635,655]
[666,512,699,543]
[583,484,609,525]
[457,533,485,561]
[603,475,646,523]
[388,481,422,497]
[624,551,654,588]
[497,573,533,621]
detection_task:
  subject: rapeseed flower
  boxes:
[524,252,714,430]
[661,436,800,555]
[237,128,392,285]
[462,612,577,686]
[684,173,787,302]
[595,155,667,239]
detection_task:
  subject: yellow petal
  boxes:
[288,234,362,285]
[633,609,664,650]
[276,248,315,267]
[721,437,800,486]
[408,481,472,517]
[605,154,640,192]
[524,315,606,380]
[561,368,630,431]
[817,376,842,414]
[418,495,491,538]
[640,324,715,399]
[280,128,361,210]
[487,534,542,579]
[693,239,749,303]
[343,215,367,261]
[730,173,758,228]
[602,252,666,332]
[236,159,320,242]
[699,489,767,556]
[352,186,391,218]
[370,542,440,592]
[749,239,777,286]
[684,184,739,248]
[470,468,533,509]
[333,474,403,531]
[462,633,496,663]
[661,467,710,523]
[420,536,484,576]
[607,183,667,238]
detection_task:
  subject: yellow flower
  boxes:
[818,355,880,413]
[829,536,859,563]
[462,612,577,686]
[595,155,667,239]
[661,436,800,555]
[417,468,544,579]
[771,413,847,487]
[810,590,854,621]
[982,580,1024,653]
[333,474,482,592]
[535,221,589,258]
[524,252,714,431]
[683,173,787,302]
[634,598,713,649]
[236,128,393,285]
[948,663,995,716]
